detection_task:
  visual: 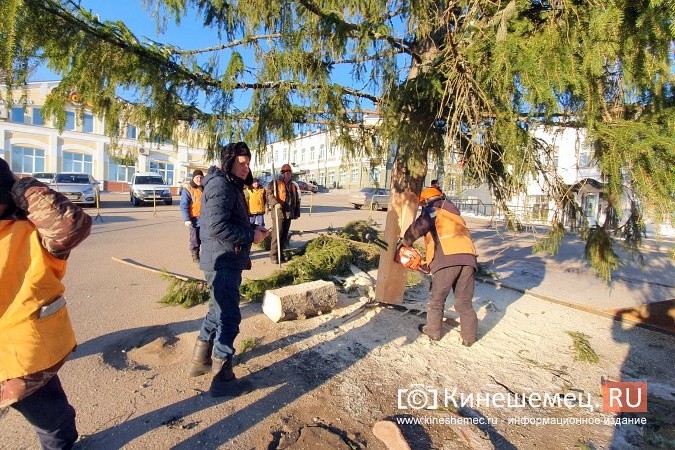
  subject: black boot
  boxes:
[210,357,235,397]
[191,250,200,263]
[187,339,213,377]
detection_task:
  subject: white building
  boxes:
[0,81,211,195]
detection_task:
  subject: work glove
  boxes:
[184,220,193,228]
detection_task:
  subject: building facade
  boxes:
[0,81,210,195]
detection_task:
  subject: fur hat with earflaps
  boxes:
[220,142,253,185]
[0,158,17,217]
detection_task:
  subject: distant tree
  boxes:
[1,1,673,296]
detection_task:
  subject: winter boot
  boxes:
[210,357,236,397]
[191,250,200,263]
[187,339,213,377]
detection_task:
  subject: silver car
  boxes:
[31,172,56,184]
[348,187,389,210]
[52,173,101,206]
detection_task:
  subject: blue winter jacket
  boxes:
[199,166,255,271]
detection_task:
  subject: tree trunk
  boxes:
[262,280,338,322]
[375,146,427,304]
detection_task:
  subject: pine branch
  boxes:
[296,0,420,62]
[33,0,381,105]
[175,33,283,55]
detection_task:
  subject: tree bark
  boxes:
[375,147,427,304]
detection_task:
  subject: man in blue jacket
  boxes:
[187,142,268,397]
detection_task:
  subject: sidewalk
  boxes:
[465,217,675,334]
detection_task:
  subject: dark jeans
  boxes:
[269,209,291,260]
[199,268,243,360]
[188,224,201,253]
[11,375,78,450]
[427,265,477,343]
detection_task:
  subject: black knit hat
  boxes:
[192,169,204,178]
[220,142,253,184]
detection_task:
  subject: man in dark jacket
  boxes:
[266,163,301,263]
[401,187,479,346]
[187,142,268,397]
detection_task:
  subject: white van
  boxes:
[129,172,173,206]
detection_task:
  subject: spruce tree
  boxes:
[1,1,673,292]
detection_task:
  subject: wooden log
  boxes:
[262,280,337,323]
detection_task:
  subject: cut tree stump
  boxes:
[262,280,337,323]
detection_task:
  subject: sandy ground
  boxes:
[1,193,673,449]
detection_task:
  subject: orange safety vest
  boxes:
[423,207,478,264]
[274,179,297,203]
[184,185,203,218]
[0,220,76,382]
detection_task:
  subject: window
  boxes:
[292,149,297,163]
[527,195,550,222]
[82,113,94,133]
[32,108,44,126]
[64,111,76,131]
[329,145,336,158]
[274,149,279,163]
[11,107,25,124]
[309,147,315,162]
[282,149,287,161]
[578,150,592,168]
[150,161,175,185]
[126,124,137,139]
[552,145,559,169]
[351,168,359,183]
[319,145,325,160]
[339,170,347,185]
[108,163,135,182]
[63,152,93,174]
[319,171,325,186]
[328,170,335,186]
[300,148,305,162]
[10,146,45,173]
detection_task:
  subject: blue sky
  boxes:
[31,1,385,115]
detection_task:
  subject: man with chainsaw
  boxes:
[399,187,479,346]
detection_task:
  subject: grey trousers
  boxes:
[426,265,477,343]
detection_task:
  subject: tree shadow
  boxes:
[76,304,517,449]
[610,304,675,449]
[71,319,204,363]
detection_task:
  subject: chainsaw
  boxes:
[365,234,430,274]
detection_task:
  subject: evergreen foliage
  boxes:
[159,272,210,307]
[241,234,381,302]
[2,0,673,284]
[565,331,600,364]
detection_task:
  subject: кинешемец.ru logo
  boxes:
[602,381,647,413]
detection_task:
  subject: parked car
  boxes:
[129,172,172,206]
[52,172,100,206]
[31,172,56,184]
[349,187,389,210]
[296,180,318,193]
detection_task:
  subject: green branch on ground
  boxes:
[159,271,209,308]
[566,331,600,364]
[241,233,381,303]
